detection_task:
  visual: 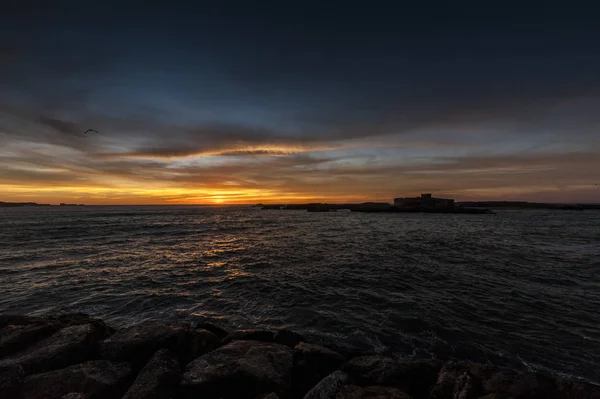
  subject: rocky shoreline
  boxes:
[0,314,597,399]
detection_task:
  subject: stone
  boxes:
[188,328,221,361]
[336,385,412,398]
[20,360,132,399]
[61,394,88,399]
[182,340,293,399]
[0,322,62,358]
[195,321,229,338]
[303,370,351,399]
[0,315,36,329]
[0,364,25,399]
[260,394,280,399]
[556,378,600,399]
[293,342,346,395]
[478,394,515,399]
[429,362,482,399]
[0,323,110,375]
[342,355,402,386]
[98,321,194,366]
[222,329,275,345]
[394,360,442,398]
[122,349,182,399]
[274,330,306,348]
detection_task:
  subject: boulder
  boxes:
[342,355,402,386]
[181,340,293,398]
[195,321,228,338]
[20,360,132,399]
[0,315,36,329]
[222,329,274,345]
[188,329,221,360]
[274,330,305,348]
[60,394,88,399]
[122,349,182,399]
[394,360,442,398]
[429,361,482,399]
[0,323,110,375]
[336,385,412,398]
[0,322,62,358]
[98,321,207,366]
[555,378,600,399]
[477,394,515,399]
[260,394,280,399]
[303,370,351,399]
[293,342,346,395]
[0,364,25,399]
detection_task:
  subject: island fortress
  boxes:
[394,193,455,208]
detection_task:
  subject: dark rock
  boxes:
[478,394,515,399]
[0,322,62,358]
[467,363,563,399]
[337,385,412,398]
[222,329,274,345]
[0,315,36,329]
[556,378,600,399]
[429,361,483,399]
[98,321,194,366]
[342,355,402,386]
[195,321,228,338]
[303,370,350,399]
[181,340,293,399]
[0,364,25,399]
[188,328,221,360]
[20,360,132,399]
[122,349,182,399]
[293,342,346,395]
[274,330,305,347]
[61,394,88,399]
[0,323,110,375]
[51,314,114,337]
[260,394,280,399]
[394,360,442,398]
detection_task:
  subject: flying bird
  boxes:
[84,129,99,135]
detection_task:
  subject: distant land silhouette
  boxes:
[0,202,84,207]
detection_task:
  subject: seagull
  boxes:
[84,129,99,135]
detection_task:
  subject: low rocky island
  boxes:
[0,313,597,399]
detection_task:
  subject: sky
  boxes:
[1,1,600,204]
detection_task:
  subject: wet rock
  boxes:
[0,323,110,375]
[20,360,132,399]
[342,355,401,386]
[98,321,197,366]
[222,329,275,345]
[260,394,280,399]
[60,394,88,399]
[188,328,221,360]
[477,394,514,399]
[303,370,350,399]
[0,364,25,399]
[0,322,62,358]
[293,342,346,395]
[122,349,182,399]
[274,330,305,348]
[556,378,600,399]
[0,315,36,329]
[394,360,442,398]
[429,361,482,399]
[195,321,229,338]
[337,385,412,398]
[181,340,293,399]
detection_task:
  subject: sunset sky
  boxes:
[1,1,599,204]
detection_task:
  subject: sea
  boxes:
[1,206,599,383]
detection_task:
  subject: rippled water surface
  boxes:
[1,206,599,382]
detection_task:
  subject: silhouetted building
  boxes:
[394,193,455,208]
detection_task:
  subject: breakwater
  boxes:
[1,314,598,399]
